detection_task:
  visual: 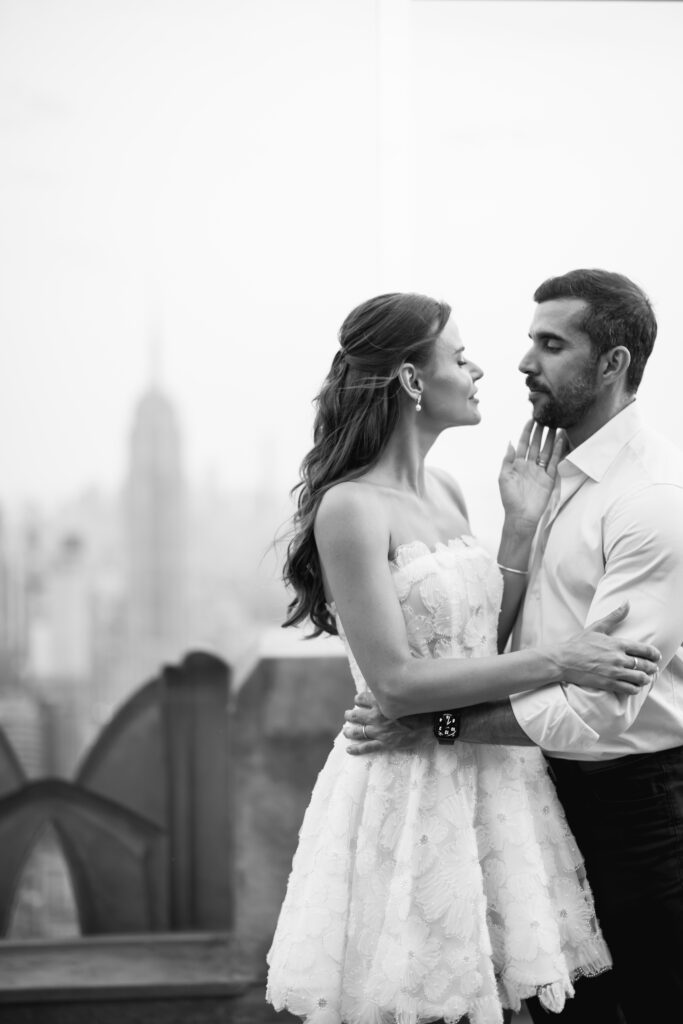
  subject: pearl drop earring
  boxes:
[415,393,422,412]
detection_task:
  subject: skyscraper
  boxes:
[124,384,188,681]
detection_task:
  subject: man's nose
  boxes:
[518,347,538,375]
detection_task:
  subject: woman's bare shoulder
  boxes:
[315,480,389,549]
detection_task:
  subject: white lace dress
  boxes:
[266,537,611,1024]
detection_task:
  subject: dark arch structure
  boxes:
[0,778,167,935]
[0,651,233,936]
[0,645,357,959]
[0,727,25,799]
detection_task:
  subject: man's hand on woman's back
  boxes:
[343,690,431,755]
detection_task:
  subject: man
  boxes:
[345,269,683,1023]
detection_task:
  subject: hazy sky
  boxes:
[1,0,682,546]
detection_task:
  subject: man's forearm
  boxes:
[400,701,537,746]
[458,699,536,745]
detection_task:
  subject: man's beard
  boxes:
[529,362,599,429]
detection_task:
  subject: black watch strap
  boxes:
[433,710,461,745]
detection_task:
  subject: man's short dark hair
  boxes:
[533,269,657,393]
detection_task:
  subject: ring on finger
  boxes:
[362,724,368,740]
[536,458,548,468]
[632,656,638,671]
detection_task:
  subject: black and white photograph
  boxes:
[0,2,682,1022]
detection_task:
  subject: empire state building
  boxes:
[124,383,187,677]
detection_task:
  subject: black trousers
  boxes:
[526,746,683,1024]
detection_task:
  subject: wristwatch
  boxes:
[433,710,461,745]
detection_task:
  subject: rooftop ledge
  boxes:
[0,931,257,1005]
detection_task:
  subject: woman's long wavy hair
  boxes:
[283,292,452,637]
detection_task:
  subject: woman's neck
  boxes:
[364,418,437,496]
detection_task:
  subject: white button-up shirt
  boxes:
[510,403,683,759]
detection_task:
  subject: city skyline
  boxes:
[0,373,289,776]
[2,1,682,539]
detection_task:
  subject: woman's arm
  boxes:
[315,484,658,721]
[496,522,533,653]
[495,423,564,650]
[432,427,555,653]
[428,466,532,654]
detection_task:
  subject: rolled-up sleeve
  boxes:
[512,483,683,754]
[511,683,600,752]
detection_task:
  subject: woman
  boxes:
[266,293,659,1024]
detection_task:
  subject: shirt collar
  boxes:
[562,401,642,482]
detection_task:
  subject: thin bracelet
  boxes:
[497,562,528,576]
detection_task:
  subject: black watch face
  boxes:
[435,711,459,738]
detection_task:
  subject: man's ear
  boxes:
[397,362,423,402]
[600,345,631,386]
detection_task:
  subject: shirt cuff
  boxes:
[510,685,600,754]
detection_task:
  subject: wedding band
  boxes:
[536,459,548,468]
[362,724,368,740]
[632,656,638,671]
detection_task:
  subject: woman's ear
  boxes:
[397,362,423,403]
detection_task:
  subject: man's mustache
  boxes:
[525,377,549,393]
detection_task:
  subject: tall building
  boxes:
[29,535,92,682]
[0,506,21,685]
[0,685,49,777]
[123,384,188,682]
[25,531,95,776]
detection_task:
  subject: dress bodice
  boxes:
[335,535,504,694]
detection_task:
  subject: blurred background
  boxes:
[0,0,681,960]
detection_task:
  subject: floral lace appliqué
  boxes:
[267,537,611,1024]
